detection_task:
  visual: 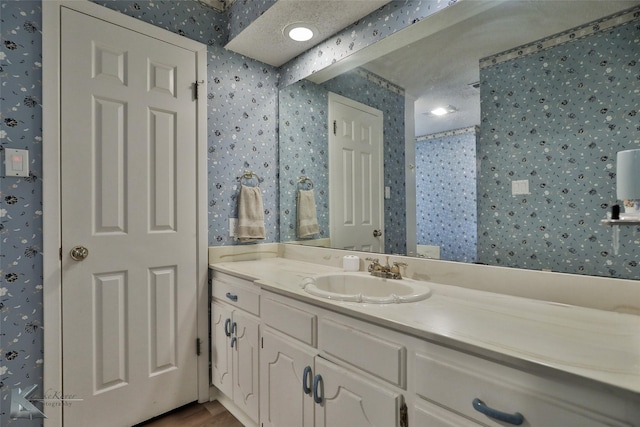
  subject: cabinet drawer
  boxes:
[319,318,405,387]
[415,346,632,427]
[262,294,316,347]
[414,399,481,427]
[211,271,260,315]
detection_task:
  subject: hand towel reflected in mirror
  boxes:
[297,189,319,238]
[237,184,265,242]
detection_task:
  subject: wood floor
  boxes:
[135,401,243,427]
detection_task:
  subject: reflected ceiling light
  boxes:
[426,105,458,116]
[285,24,315,42]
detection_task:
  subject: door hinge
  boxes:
[196,338,201,356]
[400,402,408,427]
[194,79,204,100]
[333,120,337,135]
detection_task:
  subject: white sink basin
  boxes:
[300,272,431,304]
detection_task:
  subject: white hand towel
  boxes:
[297,189,319,238]
[237,185,265,241]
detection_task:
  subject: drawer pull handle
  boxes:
[231,322,237,335]
[472,398,524,425]
[302,366,312,395]
[230,337,237,348]
[225,292,238,302]
[224,318,231,337]
[313,374,323,404]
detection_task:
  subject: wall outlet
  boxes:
[229,218,238,237]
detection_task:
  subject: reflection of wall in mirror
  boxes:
[280,70,407,254]
[416,127,478,263]
[279,81,330,242]
[478,17,640,279]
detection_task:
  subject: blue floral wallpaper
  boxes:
[279,69,407,253]
[1,2,44,425]
[204,42,279,245]
[478,18,640,279]
[416,127,477,262]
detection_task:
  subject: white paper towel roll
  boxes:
[343,255,360,271]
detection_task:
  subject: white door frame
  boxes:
[405,94,417,256]
[42,2,209,426]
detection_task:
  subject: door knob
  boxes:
[70,246,89,261]
[373,229,382,238]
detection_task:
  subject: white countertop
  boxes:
[210,257,640,396]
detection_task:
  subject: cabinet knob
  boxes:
[472,398,524,425]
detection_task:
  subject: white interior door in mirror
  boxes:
[328,93,384,253]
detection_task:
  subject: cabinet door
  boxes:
[261,328,315,427]
[211,301,233,396]
[314,357,403,427]
[232,309,260,423]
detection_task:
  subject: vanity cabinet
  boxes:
[260,291,405,427]
[210,266,640,427]
[211,272,260,424]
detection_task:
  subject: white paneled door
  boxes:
[329,93,384,252]
[61,7,198,426]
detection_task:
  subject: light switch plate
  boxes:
[511,179,530,195]
[5,148,29,177]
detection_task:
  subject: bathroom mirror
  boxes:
[278,0,640,279]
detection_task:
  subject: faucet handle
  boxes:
[390,261,408,277]
[365,257,381,272]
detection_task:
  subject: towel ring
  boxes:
[297,176,314,190]
[237,170,260,187]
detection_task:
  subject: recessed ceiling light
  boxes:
[426,105,458,116]
[284,24,315,42]
[431,107,449,116]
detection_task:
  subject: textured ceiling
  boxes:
[224,0,391,67]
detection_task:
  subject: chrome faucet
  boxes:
[365,256,407,279]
